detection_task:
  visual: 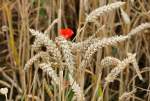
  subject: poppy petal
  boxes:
[59,28,74,39]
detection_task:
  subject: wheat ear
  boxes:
[24,52,49,71]
[72,25,105,52]
[86,1,125,22]
[55,36,75,74]
[71,35,96,52]
[101,56,121,68]
[39,63,60,85]
[29,29,62,61]
[69,74,85,101]
[105,53,136,84]
[127,23,150,37]
[80,35,128,69]
[30,29,52,51]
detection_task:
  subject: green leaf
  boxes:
[39,8,46,17]
[112,46,117,56]
[97,85,103,97]
[66,89,74,101]
[30,0,35,5]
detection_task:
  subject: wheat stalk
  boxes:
[86,1,125,22]
[119,89,136,101]
[127,53,143,81]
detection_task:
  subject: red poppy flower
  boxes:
[59,28,74,39]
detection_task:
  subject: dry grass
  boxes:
[0,0,150,101]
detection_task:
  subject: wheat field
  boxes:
[0,0,150,101]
